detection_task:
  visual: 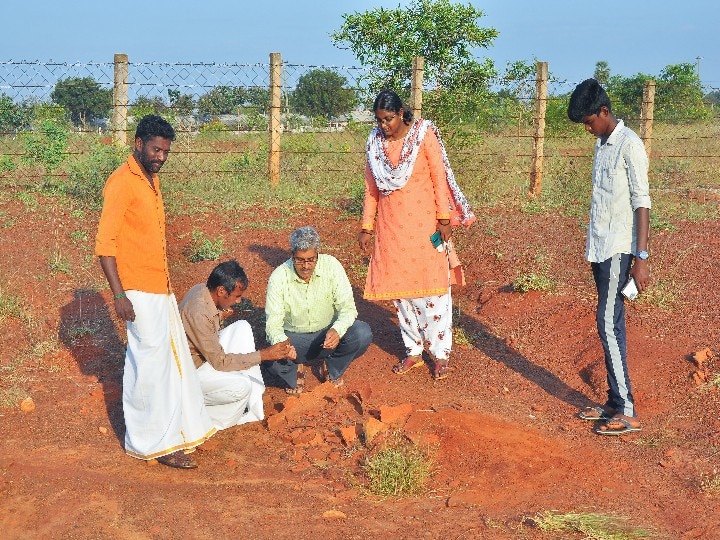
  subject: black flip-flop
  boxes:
[577,406,613,421]
[157,450,198,469]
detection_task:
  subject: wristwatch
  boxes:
[636,250,649,260]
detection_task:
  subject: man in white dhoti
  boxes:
[96,115,216,469]
[179,260,296,430]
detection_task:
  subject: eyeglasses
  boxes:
[375,114,397,125]
[293,256,317,266]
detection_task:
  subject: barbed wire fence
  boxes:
[1,56,719,207]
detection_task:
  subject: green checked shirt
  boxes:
[265,254,358,345]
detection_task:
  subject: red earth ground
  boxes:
[1,196,719,539]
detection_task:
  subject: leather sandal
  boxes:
[392,355,425,375]
[320,363,345,387]
[157,450,198,469]
[285,364,306,396]
[433,359,449,380]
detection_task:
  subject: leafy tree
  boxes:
[196,86,247,116]
[705,90,720,107]
[168,89,194,116]
[594,61,610,86]
[331,0,498,127]
[656,63,708,122]
[290,69,357,119]
[607,63,708,122]
[129,95,169,120]
[0,93,31,133]
[245,87,270,114]
[606,72,652,119]
[50,77,112,127]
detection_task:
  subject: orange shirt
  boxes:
[362,130,453,300]
[95,155,171,294]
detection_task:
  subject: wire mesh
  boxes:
[1,59,719,207]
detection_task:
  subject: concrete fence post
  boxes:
[640,80,655,159]
[410,57,424,119]
[529,61,548,197]
[112,53,129,145]
[268,52,282,186]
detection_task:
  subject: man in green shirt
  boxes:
[264,226,372,395]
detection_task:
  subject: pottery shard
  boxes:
[339,425,358,446]
[19,397,35,413]
[266,413,288,431]
[379,403,414,425]
[692,347,714,367]
[363,417,388,443]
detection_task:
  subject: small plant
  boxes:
[363,440,432,496]
[533,510,653,539]
[186,229,224,262]
[0,155,16,172]
[65,322,100,343]
[48,250,72,275]
[15,190,38,210]
[0,386,28,408]
[513,272,555,293]
[0,287,23,321]
[64,141,126,207]
[636,277,679,309]
[69,230,88,243]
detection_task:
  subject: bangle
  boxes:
[360,229,372,235]
[437,219,450,225]
[114,292,126,300]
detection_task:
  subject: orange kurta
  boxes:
[362,129,453,300]
[95,155,171,294]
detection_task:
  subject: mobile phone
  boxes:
[430,231,445,251]
[621,277,638,301]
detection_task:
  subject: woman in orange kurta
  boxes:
[359,91,475,380]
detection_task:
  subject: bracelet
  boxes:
[360,229,372,235]
[437,219,450,225]
[114,292,127,300]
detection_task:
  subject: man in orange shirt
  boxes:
[95,115,215,469]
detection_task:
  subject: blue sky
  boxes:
[2,0,717,88]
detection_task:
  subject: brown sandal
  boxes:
[392,356,425,375]
[320,363,345,387]
[433,359,449,380]
[285,364,306,396]
[157,450,198,469]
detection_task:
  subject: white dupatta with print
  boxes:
[366,118,475,228]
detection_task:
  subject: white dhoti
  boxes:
[196,320,266,430]
[123,291,216,460]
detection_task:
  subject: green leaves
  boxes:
[290,69,357,119]
[331,0,499,119]
[50,77,111,127]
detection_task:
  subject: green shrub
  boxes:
[364,442,431,496]
[0,155,16,172]
[64,141,126,207]
[185,229,224,262]
[534,510,653,539]
[513,272,554,293]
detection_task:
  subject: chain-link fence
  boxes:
[1,57,719,211]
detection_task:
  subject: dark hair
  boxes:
[567,78,612,122]
[373,90,414,123]
[134,114,176,143]
[206,259,248,293]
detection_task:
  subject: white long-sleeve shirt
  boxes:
[586,120,652,263]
